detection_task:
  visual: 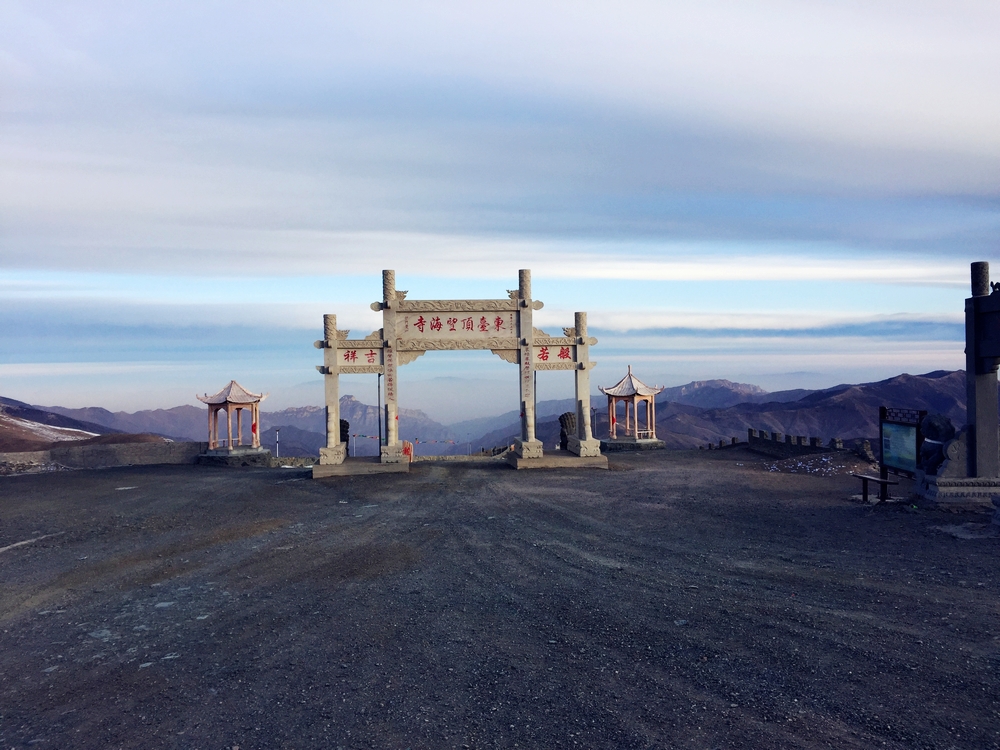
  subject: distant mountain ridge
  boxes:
[646,370,967,449]
[447,371,971,452]
[1,396,119,434]
[14,370,974,456]
[657,379,770,408]
[0,397,122,452]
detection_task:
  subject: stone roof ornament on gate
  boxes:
[313,269,607,476]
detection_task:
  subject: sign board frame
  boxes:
[879,406,926,480]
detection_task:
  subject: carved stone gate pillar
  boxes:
[318,313,347,465]
[567,311,602,457]
[514,269,543,458]
[381,270,405,463]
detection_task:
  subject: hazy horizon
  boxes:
[3,2,996,418]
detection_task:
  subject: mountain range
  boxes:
[3,370,973,456]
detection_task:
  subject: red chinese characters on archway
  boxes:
[400,312,515,339]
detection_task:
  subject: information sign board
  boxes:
[879,406,926,478]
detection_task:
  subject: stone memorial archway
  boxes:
[314,270,601,471]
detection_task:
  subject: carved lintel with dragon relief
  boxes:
[396,338,519,351]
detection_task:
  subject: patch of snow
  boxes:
[1,414,99,442]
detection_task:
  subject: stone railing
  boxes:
[746,428,844,459]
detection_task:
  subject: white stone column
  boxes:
[514,269,543,458]
[380,270,405,463]
[567,311,602,456]
[318,313,347,465]
[226,405,233,451]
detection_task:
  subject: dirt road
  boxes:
[2,448,998,749]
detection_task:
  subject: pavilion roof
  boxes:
[599,366,664,398]
[197,380,267,405]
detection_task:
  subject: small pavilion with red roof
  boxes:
[197,380,268,451]
[599,366,664,442]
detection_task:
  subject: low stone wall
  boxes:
[746,429,842,459]
[52,441,209,468]
[1,442,209,471]
[413,454,507,462]
[0,450,50,465]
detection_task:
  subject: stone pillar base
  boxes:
[567,436,602,457]
[514,439,544,459]
[917,472,1000,510]
[381,443,406,464]
[319,444,347,465]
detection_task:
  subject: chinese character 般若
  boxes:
[558,346,572,360]
[537,346,550,361]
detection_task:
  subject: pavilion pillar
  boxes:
[514,269,543,459]
[207,406,214,449]
[236,408,243,446]
[252,403,259,448]
[225,406,233,450]
[568,311,601,456]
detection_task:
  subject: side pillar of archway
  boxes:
[381,270,405,463]
[318,313,347,465]
[567,311,601,457]
[514,269,543,459]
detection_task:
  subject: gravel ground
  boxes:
[1,446,999,750]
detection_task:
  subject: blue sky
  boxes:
[2,1,998,422]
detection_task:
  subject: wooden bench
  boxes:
[851,473,899,503]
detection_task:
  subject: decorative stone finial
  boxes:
[972,262,990,297]
[383,270,396,302]
[519,269,531,300]
[323,314,337,341]
[575,312,587,338]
